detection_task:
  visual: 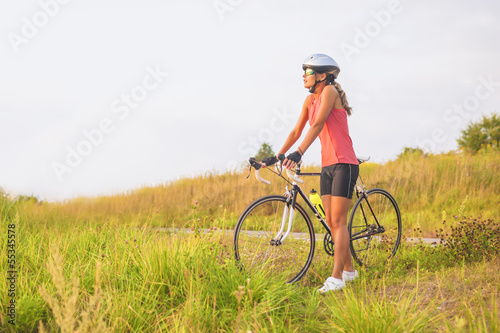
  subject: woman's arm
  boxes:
[277,95,311,155]
[283,86,339,168]
[298,86,338,153]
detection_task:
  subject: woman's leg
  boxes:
[322,195,354,279]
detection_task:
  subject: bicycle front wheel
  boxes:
[234,195,315,284]
[348,189,402,268]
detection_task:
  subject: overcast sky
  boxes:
[1,0,499,201]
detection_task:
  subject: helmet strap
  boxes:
[309,75,327,93]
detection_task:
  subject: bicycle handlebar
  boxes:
[286,168,304,184]
[255,169,271,185]
[248,156,304,185]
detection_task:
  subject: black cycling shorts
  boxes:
[320,163,359,199]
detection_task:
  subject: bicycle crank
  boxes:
[324,232,334,256]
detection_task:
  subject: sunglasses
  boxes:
[304,68,316,76]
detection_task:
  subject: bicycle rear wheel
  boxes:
[234,195,315,284]
[348,189,402,268]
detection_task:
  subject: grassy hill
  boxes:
[15,149,500,236]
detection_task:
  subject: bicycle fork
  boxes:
[270,187,297,246]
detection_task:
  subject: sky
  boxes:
[1,0,499,201]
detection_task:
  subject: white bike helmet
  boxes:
[302,54,340,93]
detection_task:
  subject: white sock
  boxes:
[343,270,355,277]
[330,277,343,283]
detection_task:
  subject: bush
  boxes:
[458,113,500,154]
[397,146,426,159]
[437,216,500,262]
[394,215,500,275]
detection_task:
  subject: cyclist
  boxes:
[262,54,359,294]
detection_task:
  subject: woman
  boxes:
[262,54,359,294]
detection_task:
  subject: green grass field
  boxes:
[1,150,499,332]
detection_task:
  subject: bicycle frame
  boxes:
[271,182,328,245]
[270,164,328,245]
[271,163,384,245]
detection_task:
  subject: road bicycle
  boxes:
[233,156,402,284]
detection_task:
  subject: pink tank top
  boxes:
[308,94,359,167]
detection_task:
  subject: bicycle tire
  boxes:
[348,188,402,268]
[234,195,315,284]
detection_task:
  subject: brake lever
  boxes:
[276,153,286,176]
[246,157,261,180]
[276,161,283,177]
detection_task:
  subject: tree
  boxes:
[254,142,275,162]
[458,113,500,154]
[397,146,425,159]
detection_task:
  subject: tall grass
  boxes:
[20,150,500,237]
[2,150,499,331]
[1,206,499,331]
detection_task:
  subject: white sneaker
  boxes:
[342,270,358,282]
[318,277,346,294]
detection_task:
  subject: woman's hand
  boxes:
[261,156,278,168]
[283,151,302,169]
